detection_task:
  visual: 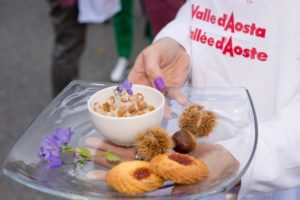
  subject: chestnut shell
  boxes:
[172,129,196,154]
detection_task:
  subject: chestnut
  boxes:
[172,129,196,154]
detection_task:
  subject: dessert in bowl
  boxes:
[87,84,165,146]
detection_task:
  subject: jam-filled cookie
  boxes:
[150,153,208,184]
[106,160,163,194]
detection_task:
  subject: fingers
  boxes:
[162,51,190,89]
[85,137,103,149]
[163,89,188,119]
[85,137,136,159]
[129,47,165,89]
[85,137,136,168]
[86,170,107,180]
[141,50,165,88]
[164,101,174,120]
[128,53,152,86]
[129,38,190,93]
[191,144,240,181]
[167,89,188,106]
[92,150,133,168]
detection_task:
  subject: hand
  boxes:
[84,137,136,180]
[128,37,190,118]
[172,143,240,195]
[84,138,239,190]
[85,137,136,167]
[128,37,190,89]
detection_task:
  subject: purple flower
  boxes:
[54,127,73,145]
[47,156,63,168]
[38,127,73,169]
[118,79,133,95]
[40,135,60,160]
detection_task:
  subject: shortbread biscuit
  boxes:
[150,153,208,184]
[106,160,163,194]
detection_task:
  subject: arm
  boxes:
[154,0,192,55]
[241,94,300,197]
[219,92,300,198]
[128,1,192,89]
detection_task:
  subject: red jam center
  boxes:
[168,154,193,165]
[133,167,151,180]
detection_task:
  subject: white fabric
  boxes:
[78,0,121,23]
[155,0,300,200]
[110,57,129,82]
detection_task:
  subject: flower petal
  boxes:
[120,79,131,90]
[126,88,133,95]
[47,156,63,169]
[38,147,45,157]
[54,127,73,144]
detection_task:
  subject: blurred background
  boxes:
[0,0,150,199]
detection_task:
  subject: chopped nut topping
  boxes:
[102,102,110,112]
[137,100,146,110]
[137,93,144,100]
[117,108,126,117]
[127,105,136,113]
[136,110,145,115]
[148,105,155,111]
[92,91,155,117]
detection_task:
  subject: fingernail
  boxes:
[154,76,166,92]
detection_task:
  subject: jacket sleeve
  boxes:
[240,94,300,198]
[219,91,300,199]
[154,0,192,55]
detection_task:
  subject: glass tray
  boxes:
[3,80,258,200]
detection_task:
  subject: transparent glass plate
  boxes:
[3,80,257,200]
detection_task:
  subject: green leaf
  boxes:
[105,151,120,162]
[62,147,76,153]
[78,147,92,158]
[79,159,85,165]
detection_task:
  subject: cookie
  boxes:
[106,160,163,194]
[150,153,208,184]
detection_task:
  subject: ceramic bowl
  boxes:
[87,84,165,146]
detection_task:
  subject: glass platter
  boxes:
[3,80,258,200]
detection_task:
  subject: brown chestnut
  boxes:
[172,129,196,153]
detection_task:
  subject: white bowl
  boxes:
[87,84,165,146]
